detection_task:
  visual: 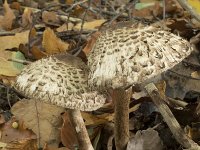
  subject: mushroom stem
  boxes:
[113,87,132,150]
[68,109,94,150]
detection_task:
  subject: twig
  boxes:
[0,32,15,36]
[84,2,151,26]
[64,0,88,13]
[57,14,82,23]
[167,97,188,108]
[6,87,11,109]
[145,83,200,150]
[79,0,91,36]
[163,0,166,20]
[177,0,200,22]
[168,70,200,81]
[34,100,41,147]
[68,109,94,150]
[80,3,128,18]
[75,0,92,56]
[7,58,31,65]
[107,1,135,25]
[41,3,63,12]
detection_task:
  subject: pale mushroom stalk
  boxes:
[14,54,106,150]
[113,88,132,150]
[88,22,193,150]
[69,110,93,150]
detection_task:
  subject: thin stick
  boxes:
[65,0,88,13]
[68,109,94,150]
[34,100,41,147]
[0,31,15,36]
[163,0,166,20]
[6,87,11,109]
[145,83,200,150]
[113,87,132,150]
[7,58,31,65]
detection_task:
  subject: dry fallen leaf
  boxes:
[0,114,6,125]
[188,0,200,13]
[72,5,85,17]
[60,112,78,149]
[22,8,33,28]
[2,139,37,150]
[0,75,16,86]
[42,28,70,54]
[29,28,47,59]
[0,51,25,76]
[155,81,166,100]
[74,19,106,30]
[133,1,161,19]
[127,128,163,150]
[0,30,29,51]
[10,2,21,10]
[134,0,179,19]
[11,99,65,148]
[184,125,200,143]
[83,31,101,55]
[82,112,114,126]
[42,11,60,25]
[0,0,16,30]
[82,103,139,126]
[56,23,74,32]
[65,0,74,5]
[0,117,37,143]
[0,116,37,150]
[43,144,69,150]
[191,71,200,78]
[164,59,200,99]
[31,46,47,59]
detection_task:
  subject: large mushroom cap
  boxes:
[15,54,106,111]
[88,24,193,89]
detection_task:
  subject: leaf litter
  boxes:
[0,0,200,149]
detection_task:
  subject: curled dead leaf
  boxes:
[0,0,16,30]
[31,46,47,60]
[191,71,200,78]
[42,28,70,55]
[74,19,106,30]
[60,112,78,149]
[0,117,37,143]
[11,99,65,148]
[0,30,29,50]
[42,11,60,25]
[0,51,25,76]
[83,31,101,55]
[22,8,33,28]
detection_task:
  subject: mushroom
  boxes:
[14,54,106,150]
[87,23,193,150]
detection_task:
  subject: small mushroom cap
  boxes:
[15,54,106,111]
[88,24,193,89]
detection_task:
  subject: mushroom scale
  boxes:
[88,25,193,89]
[15,55,105,111]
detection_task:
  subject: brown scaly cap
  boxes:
[88,23,193,89]
[15,54,106,111]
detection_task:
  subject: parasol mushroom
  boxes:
[87,23,193,150]
[14,54,106,150]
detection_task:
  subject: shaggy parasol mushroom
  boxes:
[88,23,193,150]
[14,54,106,150]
